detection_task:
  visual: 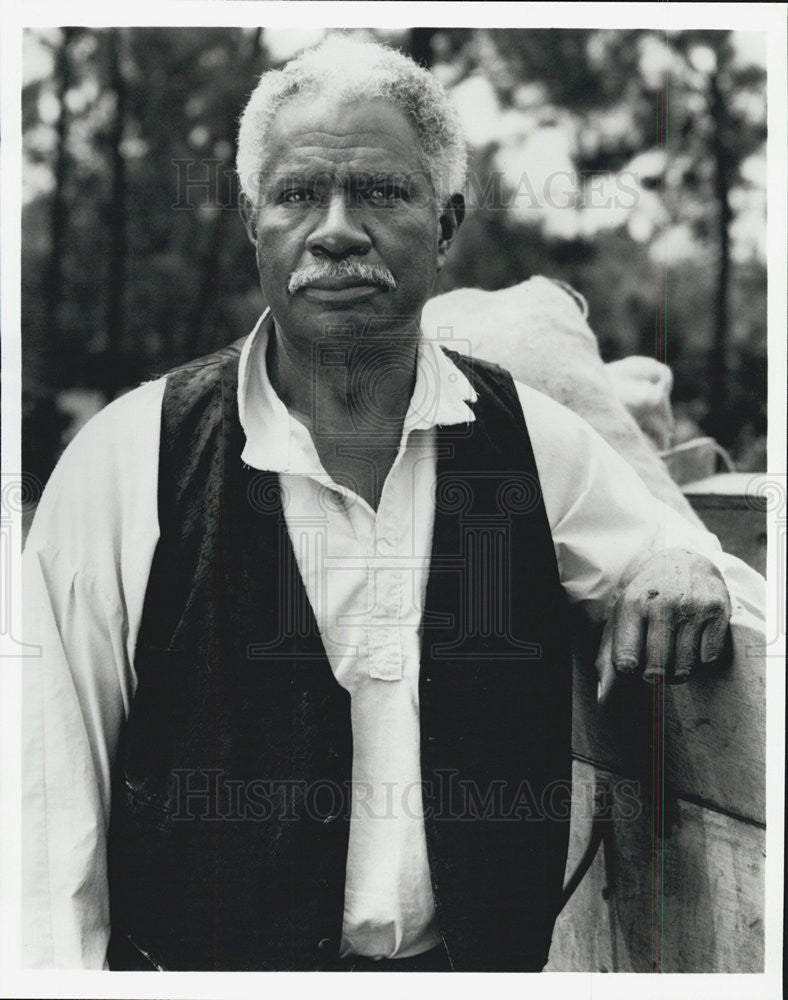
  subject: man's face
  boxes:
[244,95,460,341]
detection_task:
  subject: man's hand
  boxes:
[595,547,732,705]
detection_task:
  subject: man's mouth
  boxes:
[287,262,397,298]
[302,276,383,292]
[300,282,383,303]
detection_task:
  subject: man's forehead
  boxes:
[265,156,415,184]
[264,96,424,166]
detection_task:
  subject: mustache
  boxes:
[287,259,397,294]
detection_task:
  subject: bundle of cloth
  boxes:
[422,276,703,528]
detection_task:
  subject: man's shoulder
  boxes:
[142,337,248,446]
[161,336,247,379]
[25,377,166,561]
[438,344,514,388]
[65,376,167,455]
[151,337,249,427]
[436,339,600,436]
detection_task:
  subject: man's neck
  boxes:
[266,318,422,510]
[267,319,421,442]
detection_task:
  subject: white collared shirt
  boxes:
[22,314,765,967]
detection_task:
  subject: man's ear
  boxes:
[239,191,258,246]
[437,193,465,269]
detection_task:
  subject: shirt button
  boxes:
[376,537,393,554]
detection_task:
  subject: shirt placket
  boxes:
[366,453,408,682]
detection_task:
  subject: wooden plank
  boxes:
[568,480,766,822]
[685,477,767,578]
[550,481,767,971]
[546,760,765,972]
[570,622,765,825]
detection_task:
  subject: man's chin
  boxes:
[272,292,426,336]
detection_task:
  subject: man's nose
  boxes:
[305,192,372,259]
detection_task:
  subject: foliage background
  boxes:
[21,26,768,487]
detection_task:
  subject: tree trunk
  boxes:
[708,68,732,432]
[410,28,438,68]
[105,28,128,398]
[44,28,76,349]
[187,28,263,357]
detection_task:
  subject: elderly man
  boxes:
[23,36,764,972]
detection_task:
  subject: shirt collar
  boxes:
[237,308,477,474]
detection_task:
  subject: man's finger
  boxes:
[611,600,646,676]
[594,618,617,706]
[643,609,676,685]
[700,613,729,663]
[673,620,701,682]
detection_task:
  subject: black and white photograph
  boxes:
[1,3,785,997]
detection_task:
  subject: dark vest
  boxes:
[107,337,574,972]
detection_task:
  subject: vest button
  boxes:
[317,937,333,952]
[322,813,339,824]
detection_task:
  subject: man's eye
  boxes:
[366,184,403,202]
[281,190,312,204]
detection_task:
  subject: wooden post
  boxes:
[547,480,766,972]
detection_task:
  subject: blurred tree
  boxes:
[661,31,767,442]
[44,28,77,351]
[426,27,766,452]
[23,27,80,485]
[186,27,263,358]
[409,27,438,68]
[103,28,128,397]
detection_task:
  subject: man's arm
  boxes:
[22,551,127,968]
[515,380,766,692]
[22,378,164,968]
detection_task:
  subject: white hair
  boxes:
[236,34,467,211]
